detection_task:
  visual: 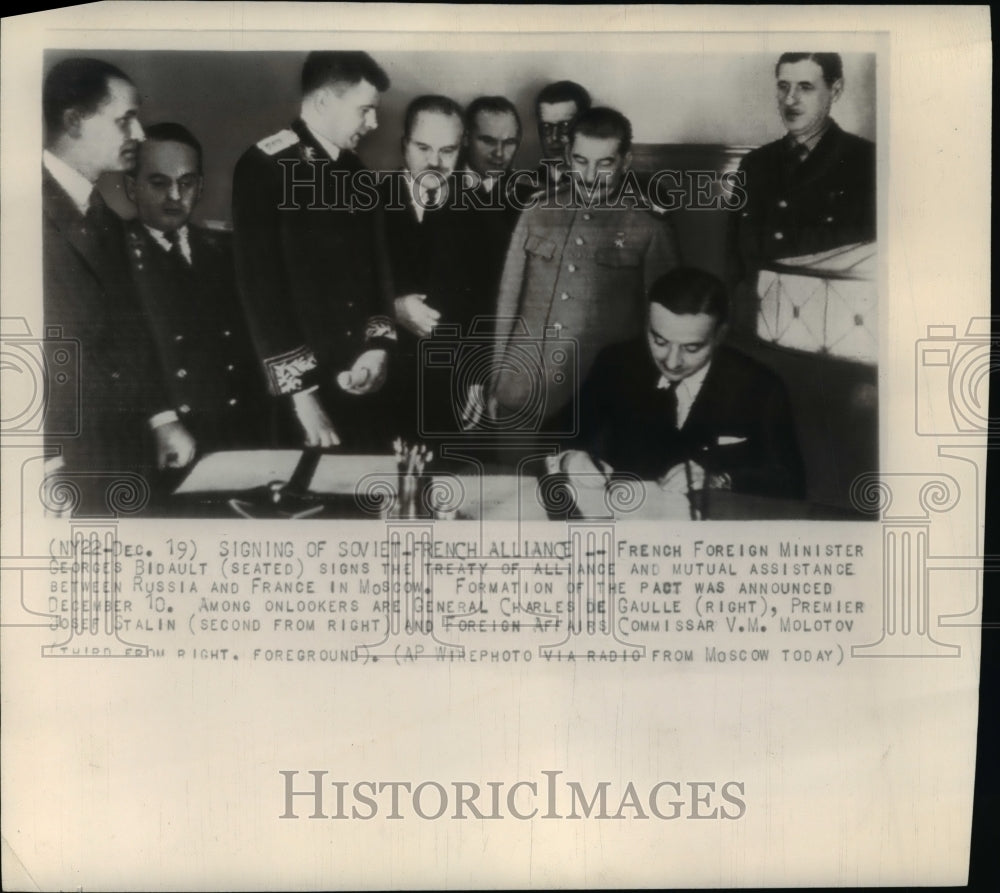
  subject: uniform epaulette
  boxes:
[256,129,300,156]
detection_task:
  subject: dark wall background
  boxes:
[44,49,876,225]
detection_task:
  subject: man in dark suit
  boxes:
[452,96,528,318]
[42,57,194,511]
[561,268,805,500]
[378,95,466,440]
[727,52,876,332]
[123,123,269,463]
[232,51,396,452]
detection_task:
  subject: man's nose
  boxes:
[665,345,683,369]
[130,119,145,141]
[166,181,181,201]
[365,109,378,130]
[783,87,800,105]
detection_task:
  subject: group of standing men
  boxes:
[41,49,874,512]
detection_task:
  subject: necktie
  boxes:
[164,229,188,266]
[661,383,678,430]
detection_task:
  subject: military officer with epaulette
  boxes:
[727,52,876,333]
[485,107,681,446]
[124,122,269,464]
[231,51,397,451]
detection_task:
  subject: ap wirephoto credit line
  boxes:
[0,4,991,890]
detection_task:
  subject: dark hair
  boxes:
[775,52,844,87]
[535,80,591,116]
[402,94,464,140]
[135,122,203,173]
[648,268,729,327]
[300,51,390,96]
[43,57,133,143]
[465,95,522,139]
[568,106,633,156]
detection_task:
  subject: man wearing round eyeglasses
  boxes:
[533,80,591,195]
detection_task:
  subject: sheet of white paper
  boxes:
[0,4,990,890]
[173,450,303,494]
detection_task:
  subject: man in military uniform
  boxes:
[41,57,193,513]
[124,123,269,469]
[486,107,681,452]
[727,52,876,332]
[231,51,396,451]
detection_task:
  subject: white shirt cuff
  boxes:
[149,410,179,429]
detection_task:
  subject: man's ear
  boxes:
[831,78,845,103]
[714,320,730,345]
[123,173,136,203]
[61,108,82,139]
[194,175,204,205]
[622,150,633,172]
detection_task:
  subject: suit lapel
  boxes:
[683,348,734,432]
[42,169,109,281]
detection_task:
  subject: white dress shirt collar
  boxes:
[43,149,95,216]
[405,172,445,223]
[657,360,713,428]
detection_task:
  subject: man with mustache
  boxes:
[232,51,396,451]
[484,107,680,454]
[123,123,269,468]
[378,94,465,439]
[727,52,876,331]
[41,57,193,511]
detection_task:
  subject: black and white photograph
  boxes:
[0,4,990,891]
[36,43,877,521]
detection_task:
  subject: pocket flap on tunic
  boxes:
[524,234,557,259]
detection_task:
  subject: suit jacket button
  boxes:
[582,213,592,221]
[174,334,184,343]
[575,237,584,245]
[567,264,577,273]
[560,292,570,301]
[777,200,788,208]
[227,364,235,371]
[222,330,231,337]
[773,231,784,240]
[228,398,238,406]
[176,368,187,378]
[179,404,191,414]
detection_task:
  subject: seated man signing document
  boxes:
[557,268,805,500]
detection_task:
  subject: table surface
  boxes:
[169,450,863,521]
